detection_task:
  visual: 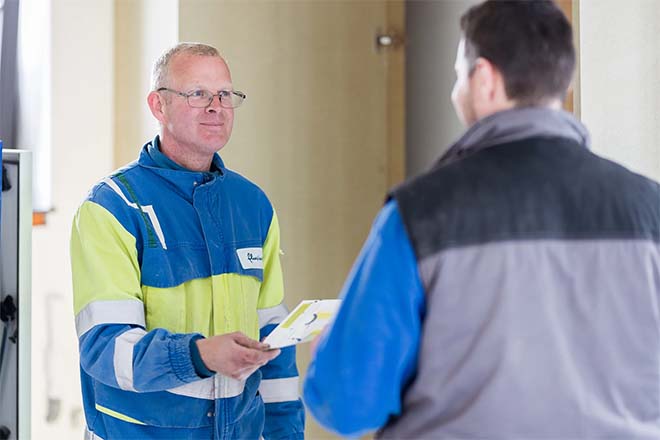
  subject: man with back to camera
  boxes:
[304,1,660,438]
[71,43,304,439]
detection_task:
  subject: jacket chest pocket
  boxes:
[142,278,213,334]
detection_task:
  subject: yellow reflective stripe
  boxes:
[258,211,285,309]
[95,404,146,425]
[71,201,142,315]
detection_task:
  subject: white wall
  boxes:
[579,0,660,180]
[30,1,114,438]
[16,0,52,212]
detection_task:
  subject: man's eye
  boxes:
[219,90,232,98]
[189,90,208,98]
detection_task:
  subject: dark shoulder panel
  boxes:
[393,137,660,259]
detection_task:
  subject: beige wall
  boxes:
[114,0,178,166]
[177,0,391,303]
[176,2,402,437]
[30,0,114,438]
[579,0,660,180]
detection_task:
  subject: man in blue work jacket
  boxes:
[304,1,660,439]
[72,43,304,439]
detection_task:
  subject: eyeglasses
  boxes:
[157,87,247,109]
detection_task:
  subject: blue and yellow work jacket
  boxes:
[71,137,304,439]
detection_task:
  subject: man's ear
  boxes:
[147,91,166,124]
[471,57,512,114]
[470,57,497,102]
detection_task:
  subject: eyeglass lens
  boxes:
[188,90,244,108]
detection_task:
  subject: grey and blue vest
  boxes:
[381,136,660,439]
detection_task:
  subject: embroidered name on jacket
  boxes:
[237,248,264,269]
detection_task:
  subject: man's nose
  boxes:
[205,94,223,112]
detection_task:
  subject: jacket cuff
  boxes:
[168,333,205,383]
[189,334,215,378]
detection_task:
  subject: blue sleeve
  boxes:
[303,200,425,437]
[79,323,203,392]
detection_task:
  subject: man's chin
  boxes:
[199,135,230,152]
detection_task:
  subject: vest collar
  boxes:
[437,107,591,167]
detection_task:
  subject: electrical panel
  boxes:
[0,148,32,440]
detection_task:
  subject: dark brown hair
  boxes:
[460,0,575,106]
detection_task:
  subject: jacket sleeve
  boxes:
[72,198,203,393]
[256,211,305,439]
[303,200,426,437]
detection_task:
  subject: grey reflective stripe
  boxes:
[167,376,215,400]
[165,374,248,400]
[259,377,300,403]
[84,428,104,440]
[258,303,289,329]
[113,328,146,392]
[215,374,247,399]
[75,299,145,338]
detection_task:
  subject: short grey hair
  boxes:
[151,42,222,90]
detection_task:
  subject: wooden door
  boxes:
[557,0,580,115]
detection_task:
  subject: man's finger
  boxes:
[264,348,281,361]
[231,344,274,368]
[234,333,270,351]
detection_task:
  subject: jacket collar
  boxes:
[145,135,225,175]
[136,136,226,200]
[436,107,591,167]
